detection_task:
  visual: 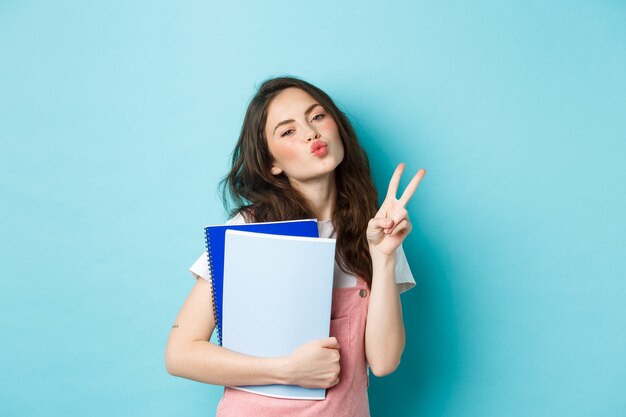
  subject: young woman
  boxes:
[165,76,426,416]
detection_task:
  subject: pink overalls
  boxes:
[216,276,371,417]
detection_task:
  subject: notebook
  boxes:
[221,230,336,400]
[204,219,319,346]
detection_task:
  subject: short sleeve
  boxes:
[188,213,247,282]
[395,244,416,294]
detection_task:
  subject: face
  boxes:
[264,87,345,185]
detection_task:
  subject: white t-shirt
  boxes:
[189,213,416,294]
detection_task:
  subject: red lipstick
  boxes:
[310,141,328,157]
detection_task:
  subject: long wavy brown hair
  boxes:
[219,76,378,288]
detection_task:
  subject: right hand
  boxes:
[283,337,341,388]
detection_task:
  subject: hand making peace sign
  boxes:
[366,163,426,257]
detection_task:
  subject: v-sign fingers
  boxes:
[386,163,406,202]
[399,168,426,207]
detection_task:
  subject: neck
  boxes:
[288,173,336,221]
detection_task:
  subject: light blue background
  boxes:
[1,1,625,416]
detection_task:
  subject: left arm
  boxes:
[364,247,405,376]
[364,163,426,377]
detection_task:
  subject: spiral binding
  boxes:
[205,228,222,346]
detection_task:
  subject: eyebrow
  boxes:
[272,103,322,135]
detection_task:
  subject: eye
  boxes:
[281,129,294,137]
[312,113,325,122]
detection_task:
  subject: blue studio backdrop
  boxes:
[1,1,625,416]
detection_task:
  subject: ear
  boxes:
[270,165,283,176]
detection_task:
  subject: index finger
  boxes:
[398,168,426,207]
[386,163,406,201]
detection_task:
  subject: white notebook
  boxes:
[221,229,337,400]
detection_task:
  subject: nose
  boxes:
[306,130,321,142]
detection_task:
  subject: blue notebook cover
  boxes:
[222,230,336,400]
[204,218,319,346]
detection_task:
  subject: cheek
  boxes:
[320,118,343,151]
[320,117,339,134]
[269,140,300,163]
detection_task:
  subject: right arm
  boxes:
[164,277,341,388]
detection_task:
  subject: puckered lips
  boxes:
[310,140,328,157]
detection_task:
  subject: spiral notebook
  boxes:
[221,230,336,400]
[204,219,319,346]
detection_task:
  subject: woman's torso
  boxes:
[215,275,371,417]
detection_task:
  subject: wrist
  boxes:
[271,355,293,385]
[369,244,397,265]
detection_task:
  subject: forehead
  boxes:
[266,87,318,121]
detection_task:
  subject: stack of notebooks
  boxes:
[204,219,336,400]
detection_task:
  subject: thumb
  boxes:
[367,217,394,242]
[320,337,340,350]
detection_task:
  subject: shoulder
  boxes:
[225,211,249,225]
[188,212,249,281]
